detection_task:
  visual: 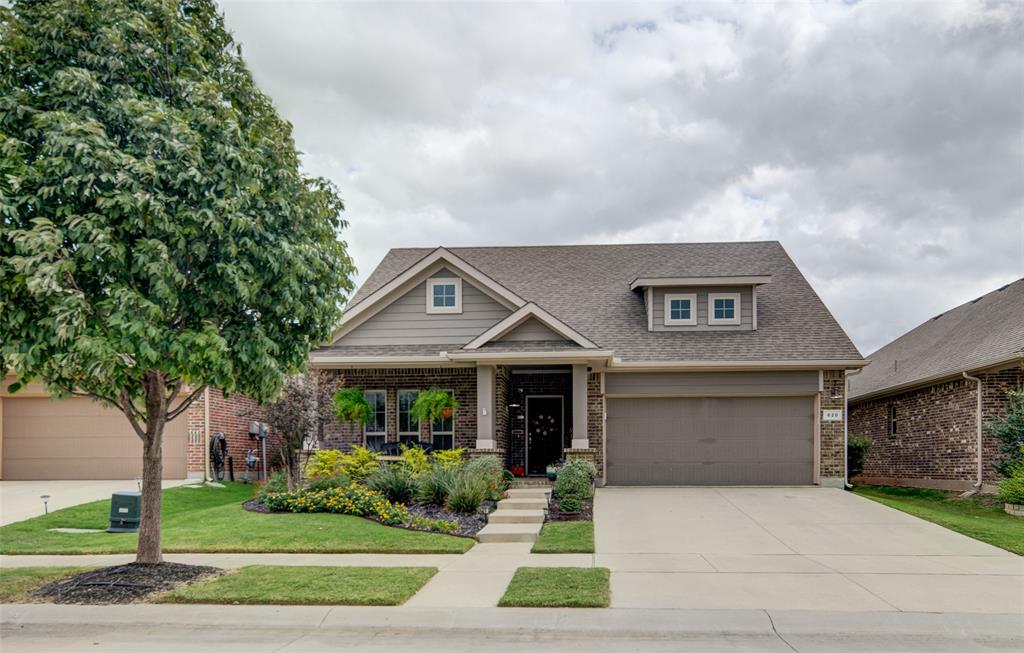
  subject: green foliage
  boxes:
[305,474,351,492]
[399,445,431,478]
[333,389,373,426]
[366,466,416,505]
[998,465,1024,505]
[339,446,382,482]
[410,387,459,423]
[463,455,507,501]
[416,466,457,506]
[555,458,596,500]
[430,448,466,470]
[259,471,289,498]
[558,496,582,513]
[445,475,488,513]
[992,389,1024,477]
[847,434,873,478]
[0,0,356,406]
[261,483,454,533]
[305,450,346,480]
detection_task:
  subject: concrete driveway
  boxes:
[0,479,192,526]
[595,487,1024,613]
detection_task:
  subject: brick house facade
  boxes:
[820,369,846,480]
[185,388,270,480]
[849,366,1023,491]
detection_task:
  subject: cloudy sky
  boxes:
[219,1,1023,355]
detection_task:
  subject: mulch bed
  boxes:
[243,497,270,513]
[33,563,221,604]
[546,494,594,521]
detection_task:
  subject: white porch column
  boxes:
[475,365,496,449]
[571,364,589,449]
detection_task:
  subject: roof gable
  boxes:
[464,303,598,350]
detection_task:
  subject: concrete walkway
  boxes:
[2,604,1021,652]
[0,479,193,526]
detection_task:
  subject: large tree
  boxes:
[0,0,355,563]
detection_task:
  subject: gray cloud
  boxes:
[220,1,1023,354]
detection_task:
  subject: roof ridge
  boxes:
[387,240,782,252]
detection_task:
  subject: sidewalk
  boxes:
[2,603,1021,652]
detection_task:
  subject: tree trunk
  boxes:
[136,372,168,564]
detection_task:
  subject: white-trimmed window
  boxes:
[363,390,386,450]
[431,389,455,450]
[398,390,420,444]
[426,278,462,314]
[663,293,697,326]
[708,292,741,325]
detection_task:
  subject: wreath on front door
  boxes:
[531,413,558,438]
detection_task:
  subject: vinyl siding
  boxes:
[496,318,571,342]
[651,286,754,331]
[605,371,819,396]
[341,270,512,346]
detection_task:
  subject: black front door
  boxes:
[527,396,564,475]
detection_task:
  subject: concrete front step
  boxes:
[497,498,548,511]
[476,522,543,543]
[487,509,546,524]
[505,488,551,500]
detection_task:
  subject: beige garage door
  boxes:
[606,396,814,485]
[1,397,187,480]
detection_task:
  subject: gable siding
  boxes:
[496,318,571,342]
[651,286,754,331]
[341,272,511,346]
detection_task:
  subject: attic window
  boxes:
[426,278,462,314]
[664,293,697,326]
[708,292,741,325]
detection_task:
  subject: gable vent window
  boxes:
[426,278,462,314]
[663,293,697,326]
[889,404,898,436]
[708,292,741,325]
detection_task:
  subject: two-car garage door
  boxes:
[606,396,814,486]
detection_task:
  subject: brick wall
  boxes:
[586,371,605,478]
[320,368,477,452]
[495,366,510,454]
[849,367,1023,490]
[820,369,846,482]
[185,388,270,479]
[506,370,572,471]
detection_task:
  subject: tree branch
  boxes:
[119,388,147,439]
[166,384,206,421]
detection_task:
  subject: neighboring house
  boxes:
[312,242,865,486]
[848,279,1024,493]
[0,374,265,481]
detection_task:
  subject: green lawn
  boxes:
[0,483,472,555]
[498,567,610,608]
[157,565,437,605]
[0,567,85,602]
[854,485,1024,555]
[531,521,594,553]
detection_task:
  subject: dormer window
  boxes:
[426,278,462,314]
[664,293,697,326]
[708,292,741,325]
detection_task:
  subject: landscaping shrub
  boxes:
[416,465,457,506]
[998,465,1024,505]
[431,448,466,469]
[446,474,488,513]
[339,446,382,482]
[847,434,873,478]
[992,389,1024,477]
[306,473,351,492]
[367,465,416,505]
[399,445,431,478]
[555,459,596,500]
[464,455,507,501]
[305,450,346,480]
[261,483,456,532]
[257,471,289,502]
[559,495,582,513]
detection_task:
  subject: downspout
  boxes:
[203,387,211,483]
[844,368,863,489]
[961,372,983,497]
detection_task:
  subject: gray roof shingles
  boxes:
[849,278,1024,400]
[334,241,862,363]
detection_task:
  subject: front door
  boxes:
[526,396,564,476]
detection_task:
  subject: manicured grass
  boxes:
[0,483,472,555]
[498,567,610,608]
[531,521,594,553]
[854,485,1024,555]
[157,565,437,605]
[0,567,84,602]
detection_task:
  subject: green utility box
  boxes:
[107,491,141,533]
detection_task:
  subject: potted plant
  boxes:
[999,464,1024,517]
[545,464,559,481]
[333,388,373,425]
[410,387,459,423]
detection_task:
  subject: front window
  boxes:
[364,390,386,450]
[431,390,455,450]
[664,293,696,326]
[708,293,741,325]
[398,390,420,444]
[889,404,897,435]
[426,278,462,314]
